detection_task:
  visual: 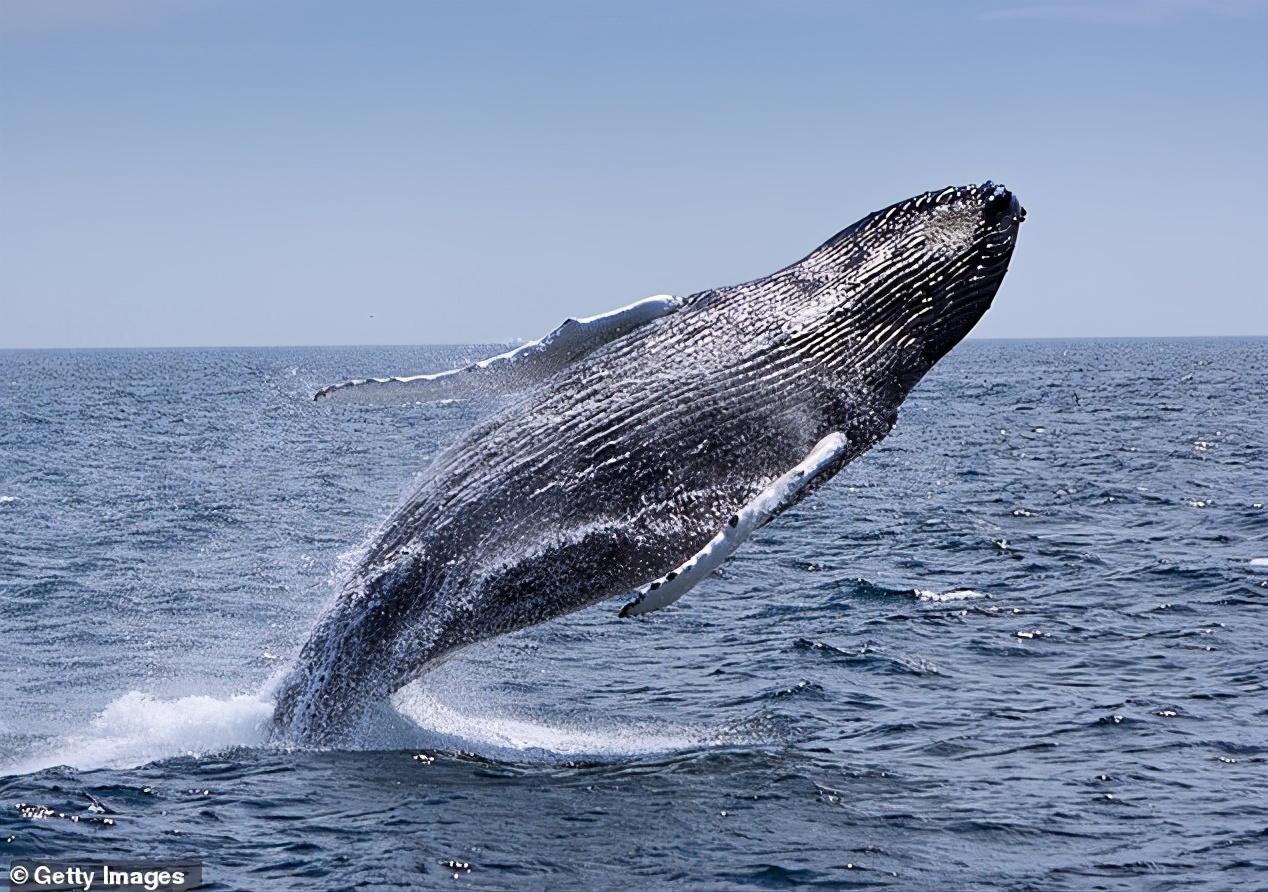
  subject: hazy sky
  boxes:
[2,0,1266,348]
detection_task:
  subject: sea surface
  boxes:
[0,339,1265,890]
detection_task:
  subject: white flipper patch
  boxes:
[619,432,850,618]
[315,294,683,403]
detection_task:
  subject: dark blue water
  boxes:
[1,340,1265,890]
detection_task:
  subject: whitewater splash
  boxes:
[389,688,736,762]
[2,685,742,776]
[2,691,274,776]
[915,588,989,603]
[0,577,991,776]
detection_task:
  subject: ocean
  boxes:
[1,339,1265,890]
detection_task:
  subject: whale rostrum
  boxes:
[272,182,1025,744]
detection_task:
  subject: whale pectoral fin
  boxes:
[619,432,851,618]
[314,294,684,403]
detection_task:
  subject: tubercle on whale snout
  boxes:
[279,183,1023,744]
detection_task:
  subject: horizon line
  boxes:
[2,333,1267,352]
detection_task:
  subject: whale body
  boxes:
[273,183,1025,744]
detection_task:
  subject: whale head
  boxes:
[786,182,1024,400]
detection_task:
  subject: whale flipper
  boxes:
[315,294,683,403]
[619,432,850,617]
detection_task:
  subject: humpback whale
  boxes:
[273,182,1025,744]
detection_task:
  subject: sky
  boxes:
[2,0,1266,348]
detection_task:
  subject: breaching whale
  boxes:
[272,183,1025,744]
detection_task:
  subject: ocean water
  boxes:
[0,339,1265,890]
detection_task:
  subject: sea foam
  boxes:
[389,688,723,762]
[915,588,989,602]
[3,691,273,775]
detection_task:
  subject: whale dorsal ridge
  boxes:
[313,294,684,404]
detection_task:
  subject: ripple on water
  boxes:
[2,341,1266,890]
[789,638,944,677]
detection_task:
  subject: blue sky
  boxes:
[2,0,1266,348]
